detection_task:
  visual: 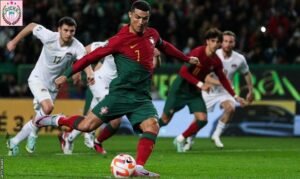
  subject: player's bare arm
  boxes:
[55,76,68,89]
[7,22,37,51]
[244,72,254,103]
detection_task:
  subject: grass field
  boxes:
[1,135,300,178]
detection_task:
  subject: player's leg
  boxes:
[26,98,54,153]
[211,99,235,148]
[158,79,182,127]
[7,82,54,156]
[129,102,160,177]
[174,96,207,152]
[58,88,94,154]
[94,118,121,154]
[82,87,94,148]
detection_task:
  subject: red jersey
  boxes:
[65,25,190,76]
[179,46,235,96]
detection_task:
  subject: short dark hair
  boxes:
[204,28,222,41]
[58,16,77,27]
[130,0,151,12]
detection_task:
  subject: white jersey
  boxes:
[211,49,249,94]
[91,41,117,82]
[89,41,117,108]
[203,49,249,111]
[28,25,86,92]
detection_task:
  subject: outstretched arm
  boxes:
[157,40,199,65]
[179,65,209,90]
[7,23,37,51]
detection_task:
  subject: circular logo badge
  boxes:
[2,2,21,25]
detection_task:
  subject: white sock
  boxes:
[29,109,46,137]
[213,120,226,137]
[68,130,81,142]
[176,134,185,142]
[10,120,35,146]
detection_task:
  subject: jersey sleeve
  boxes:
[153,28,189,62]
[91,41,108,52]
[179,64,200,85]
[32,25,55,44]
[214,61,236,96]
[74,42,87,60]
[239,55,250,74]
[64,36,120,77]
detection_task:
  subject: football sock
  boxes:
[68,129,81,142]
[182,120,207,138]
[96,123,117,143]
[58,115,84,129]
[29,109,46,137]
[136,132,157,166]
[10,120,35,146]
[212,120,226,137]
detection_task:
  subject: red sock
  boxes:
[58,115,84,129]
[96,123,117,143]
[182,120,207,138]
[136,132,156,166]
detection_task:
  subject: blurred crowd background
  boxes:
[0,0,299,97]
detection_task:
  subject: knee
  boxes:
[140,118,159,134]
[42,105,54,115]
[79,122,96,132]
[110,118,121,128]
[224,105,235,114]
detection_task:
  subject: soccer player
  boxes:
[184,31,254,149]
[33,1,199,177]
[158,28,247,153]
[58,41,120,155]
[60,43,161,155]
[6,17,94,156]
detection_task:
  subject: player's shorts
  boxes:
[28,80,57,111]
[163,80,207,117]
[92,94,158,132]
[202,90,235,112]
[89,71,111,109]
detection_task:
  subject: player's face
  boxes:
[58,24,76,44]
[129,9,150,34]
[206,37,221,53]
[222,35,235,53]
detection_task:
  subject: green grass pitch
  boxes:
[1,135,300,178]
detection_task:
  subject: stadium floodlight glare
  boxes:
[260,26,266,33]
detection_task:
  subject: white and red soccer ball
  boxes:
[110,154,136,178]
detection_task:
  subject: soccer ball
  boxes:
[110,154,136,178]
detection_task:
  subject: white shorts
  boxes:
[28,80,57,111]
[89,72,111,109]
[202,90,236,112]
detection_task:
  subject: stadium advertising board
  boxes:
[153,65,300,101]
[0,99,299,137]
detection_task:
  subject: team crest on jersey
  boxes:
[100,106,109,115]
[149,37,155,46]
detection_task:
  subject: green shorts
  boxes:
[92,94,158,132]
[163,76,207,117]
